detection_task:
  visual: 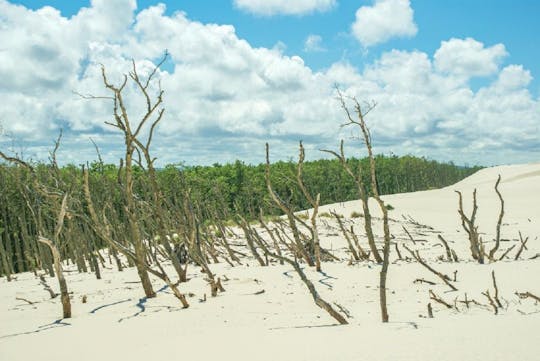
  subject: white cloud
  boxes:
[304,34,325,52]
[434,37,508,78]
[351,0,418,47]
[233,0,336,16]
[0,1,538,166]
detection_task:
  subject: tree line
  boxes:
[0,154,480,276]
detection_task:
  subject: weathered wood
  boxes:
[488,175,504,261]
[38,236,71,318]
[403,243,457,291]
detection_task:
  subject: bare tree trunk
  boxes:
[265,143,313,266]
[38,235,71,318]
[456,190,484,264]
[297,141,322,271]
[252,228,348,325]
[321,140,382,263]
[489,175,504,261]
[338,91,392,322]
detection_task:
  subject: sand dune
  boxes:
[1,163,539,361]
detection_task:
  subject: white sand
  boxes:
[1,162,539,361]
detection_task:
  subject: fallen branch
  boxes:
[515,291,540,303]
[403,243,457,291]
[251,229,348,325]
[414,278,437,286]
[499,245,516,260]
[16,297,35,305]
[39,274,58,299]
[429,290,453,309]
[514,232,529,260]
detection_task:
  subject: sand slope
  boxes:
[1,163,539,361]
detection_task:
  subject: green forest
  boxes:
[0,153,481,276]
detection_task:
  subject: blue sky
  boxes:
[1,0,539,166]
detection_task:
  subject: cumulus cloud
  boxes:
[352,0,418,47]
[0,1,538,166]
[304,34,325,52]
[233,0,336,16]
[434,37,508,78]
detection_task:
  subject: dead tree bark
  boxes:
[96,59,170,298]
[236,215,266,266]
[403,243,457,291]
[491,270,502,308]
[335,90,391,322]
[265,143,313,266]
[297,141,322,271]
[35,193,71,318]
[455,190,484,264]
[332,212,360,261]
[258,212,284,265]
[321,140,382,263]
[516,291,540,303]
[437,235,454,262]
[38,236,71,318]
[251,228,348,325]
[488,175,504,261]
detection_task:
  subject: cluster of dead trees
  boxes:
[1,54,535,327]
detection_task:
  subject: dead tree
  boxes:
[332,212,360,261]
[437,235,456,262]
[236,215,266,266]
[1,147,72,317]
[265,143,313,266]
[403,243,457,291]
[254,218,348,325]
[321,140,382,263]
[100,72,154,296]
[332,89,392,322]
[488,175,504,261]
[297,141,322,271]
[83,167,189,307]
[455,189,484,264]
[37,194,71,318]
